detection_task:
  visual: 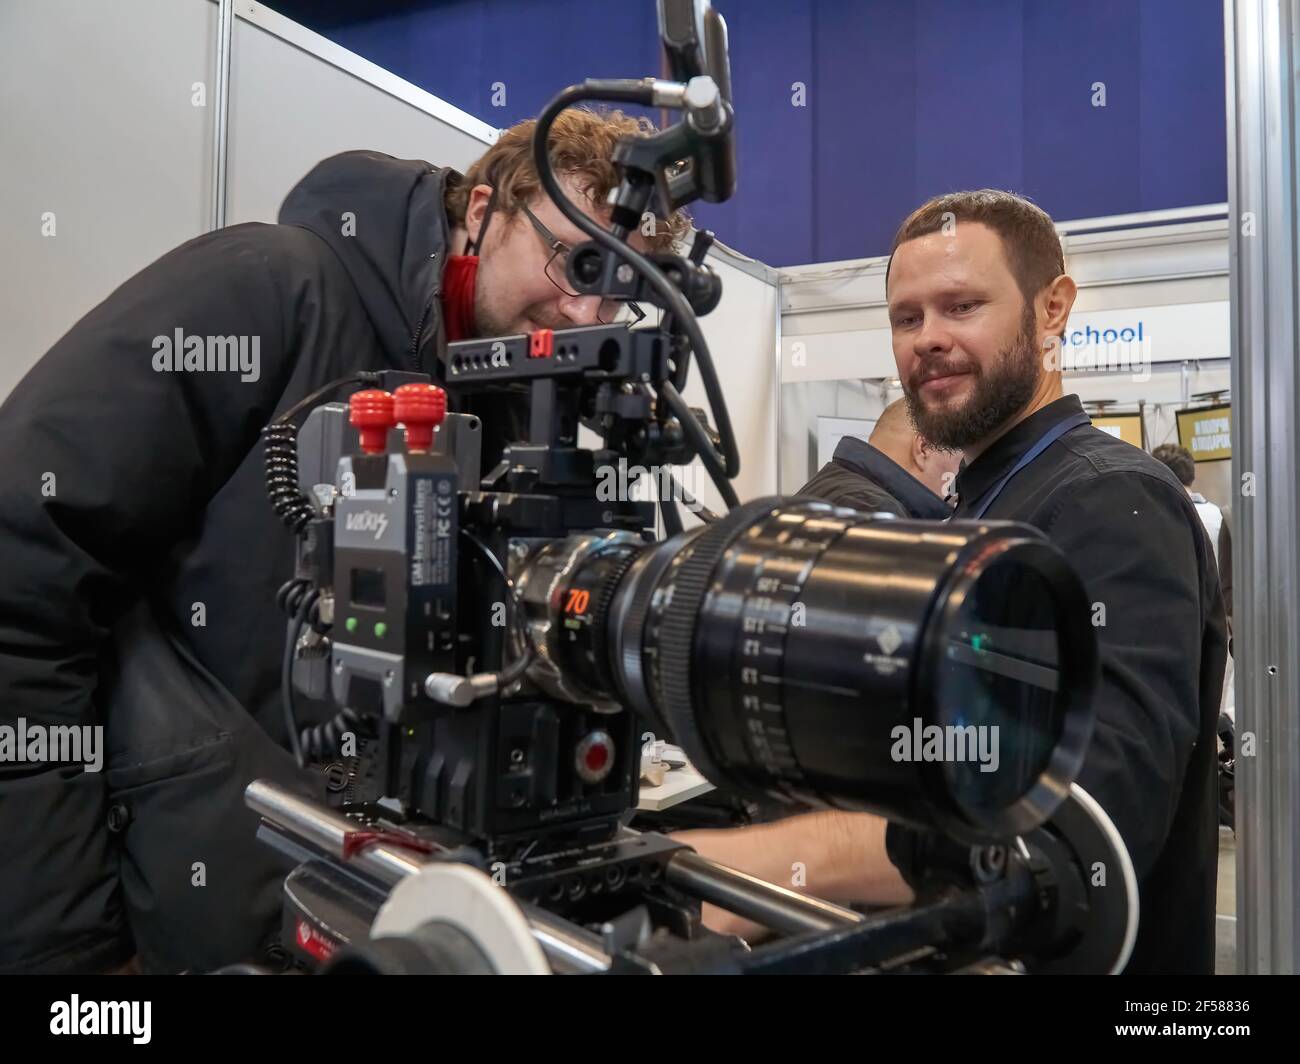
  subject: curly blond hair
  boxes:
[446,107,691,253]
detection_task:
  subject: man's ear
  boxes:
[911,432,931,473]
[1038,274,1078,343]
[464,183,494,247]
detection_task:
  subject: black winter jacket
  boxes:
[0,151,457,973]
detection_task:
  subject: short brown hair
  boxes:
[1152,443,1197,486]
[445,107,690,254]
[888,189,1064,305]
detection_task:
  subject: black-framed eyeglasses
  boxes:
[520,203,646,326]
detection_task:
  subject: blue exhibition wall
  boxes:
[268,0,1228,266]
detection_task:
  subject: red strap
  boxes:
[341,828,438,861]
[440,255,479,342]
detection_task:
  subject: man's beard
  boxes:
[904,305,1042,452]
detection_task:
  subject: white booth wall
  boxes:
[0,0,217,398]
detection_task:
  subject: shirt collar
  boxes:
[831,437,951,519]
[953,394,1088,508]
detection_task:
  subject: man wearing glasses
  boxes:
[462,191,647,331]
[0,108,685,973]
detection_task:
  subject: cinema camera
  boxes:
[241,0,1139,975]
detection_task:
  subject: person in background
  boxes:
[1153,443,1235,727]
[796,398,960,518]
[1218,502,1233,634]
[1152,444,1226,570]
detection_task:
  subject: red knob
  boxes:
[349,389,396,455]
[394,383,447,453]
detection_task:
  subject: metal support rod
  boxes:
[773,276,783,493]
[210,0,234,231]
[665,849,863,934]
[244,780,615,973]
[739,890,985,975]
[1225,0,1300,974]
[245,780,426,885]
[514,904,612,975]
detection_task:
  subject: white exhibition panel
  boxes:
[675,250,780,515]
[225,0,496,226]
[0,0,217,398]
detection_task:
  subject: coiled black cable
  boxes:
[278,579,365,768]
[279,580,314,765]
[264,423,315,535]
[263,371,382,534]
[300,706,363,764]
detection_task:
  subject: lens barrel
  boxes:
[529,497,1097,841]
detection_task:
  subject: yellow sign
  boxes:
[1090,414,1144,449]
[1177,404,1232,462]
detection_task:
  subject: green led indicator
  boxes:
[971,633,987,652]
[345,617,358,633]
[374,622,388,638]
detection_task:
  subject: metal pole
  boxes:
[773,276,784,493]
[211,0,234,230]
[665,849,863,934]
[740,890,985,975]
[244,781,614,973]
[1225,0,1300,974]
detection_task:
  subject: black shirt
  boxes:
[797,437,950,519]
[952,394,1228,974]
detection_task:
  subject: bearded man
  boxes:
[675,190,1227,975]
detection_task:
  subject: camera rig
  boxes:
[244,0,1138,975]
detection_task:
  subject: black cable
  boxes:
[300,707,362,764]
[264,424,316,534]
[656,380,740,508]
[659,490,684,537]
[531,84,740,491]
[668,472,720,524]
[274,371,381,428]
[280,587,310,766]
[264,371,382,534]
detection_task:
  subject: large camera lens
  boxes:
[523,497,1097,842]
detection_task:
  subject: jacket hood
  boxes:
[278,150,458,370]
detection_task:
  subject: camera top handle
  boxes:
[519,0,741,513]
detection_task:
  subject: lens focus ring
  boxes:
[653,499,791,782]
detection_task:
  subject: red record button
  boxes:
[575,731,614,784]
